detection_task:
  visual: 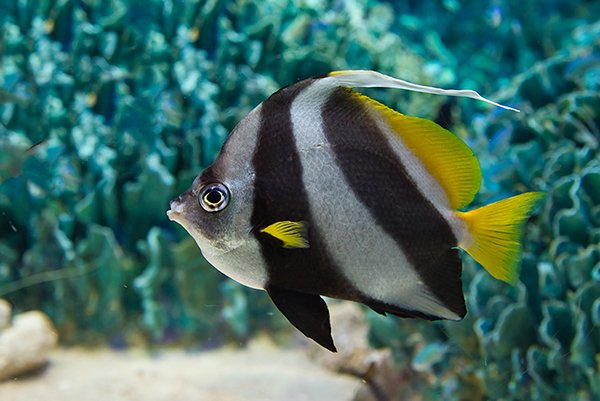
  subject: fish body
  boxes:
[167,70,542,352]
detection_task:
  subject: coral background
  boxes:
[1,1,599,400]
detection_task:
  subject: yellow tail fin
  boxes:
[457,192,544,283]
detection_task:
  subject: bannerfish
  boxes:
[167,70,543,352]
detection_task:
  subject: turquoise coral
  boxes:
[0,0,429,344]
[1,0,599,400]
[369,18,600,401]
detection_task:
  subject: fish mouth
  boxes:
[166,209,179,221]
[167,194,186,222]
[167,208,190,230]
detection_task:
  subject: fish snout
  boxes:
[169,195,183,209]
[167,194,187,221]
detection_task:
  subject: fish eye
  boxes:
[199,183,230,212]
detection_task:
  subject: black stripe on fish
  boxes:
[321,87,466,319]
[250,80,359,300]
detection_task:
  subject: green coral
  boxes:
[370,18,600,401]
[0,0,436,345]
[1,1,599,399]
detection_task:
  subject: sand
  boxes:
[0,341,361,401]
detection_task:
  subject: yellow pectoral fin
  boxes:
[260,221,310,249]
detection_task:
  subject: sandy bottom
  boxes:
[1,341,361,401]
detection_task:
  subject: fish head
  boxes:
[166,106,263,282]
[166,164,256,261]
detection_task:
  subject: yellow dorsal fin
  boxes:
[457,192,545,283]
[260,221,309,249]
[354,92,482,209]
[322,69,519,209]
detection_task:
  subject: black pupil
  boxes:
[205,189,223,205]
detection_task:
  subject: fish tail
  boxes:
[456,192,545,284]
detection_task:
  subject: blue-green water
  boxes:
[0,1,599,400]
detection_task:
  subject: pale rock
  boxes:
[308,301,415,401]
[308,301,390,375]
[0,308,58,380]
[0,299,11,331]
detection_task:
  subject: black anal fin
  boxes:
[266,286,337,352]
